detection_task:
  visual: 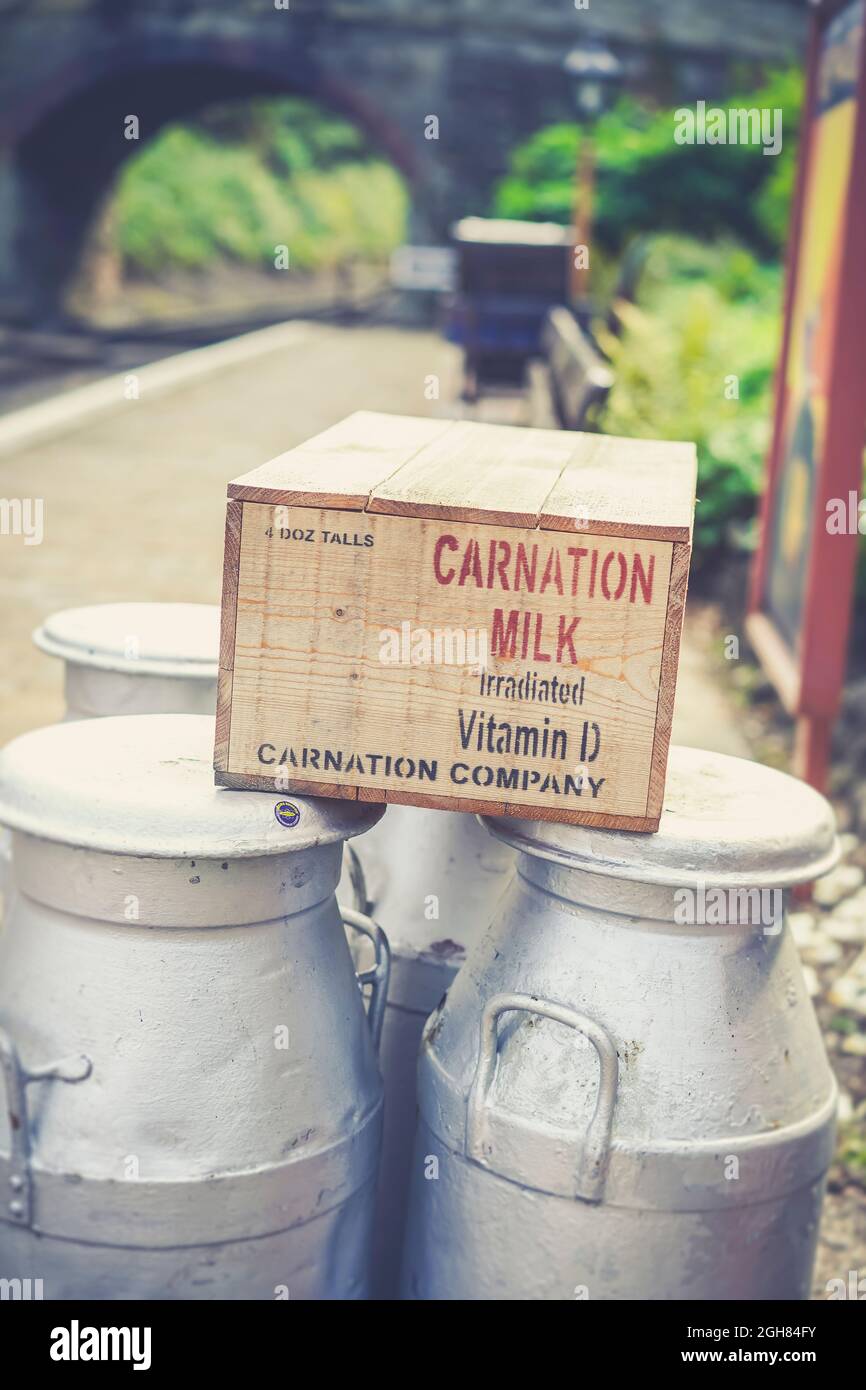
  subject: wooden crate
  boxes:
[216,412,697,831]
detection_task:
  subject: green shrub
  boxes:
[493,69,804,255]
[598,236,783,561]
[114,98,408,275]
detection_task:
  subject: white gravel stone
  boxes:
[826,914,866,944]
[849,946,866,977]
[837,832,860,859]
[801,963,821,998]
[789,910,818,946]
[827,883,866,925]
[813,864,865,908]
[804,937,844,966]
[790,909,845,959]
[828,971,866,1017]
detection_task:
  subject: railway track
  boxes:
[0,277,399,414]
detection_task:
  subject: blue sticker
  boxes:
[274,800,301,828]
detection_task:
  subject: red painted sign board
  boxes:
[748,0,866,789]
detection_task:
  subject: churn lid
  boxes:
[33,603,220,679]
[482,746,838,890]
[0,714,383,858]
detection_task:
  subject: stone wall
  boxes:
[0,0,810,320]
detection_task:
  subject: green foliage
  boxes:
[196,97,368,169]
[493,68,805,255]
[598,236,783,561]
[839,1122,866,1184]
[754,143,798,248]
[600,234,866,586]
[114,98,408,275]
[497,66,865,582]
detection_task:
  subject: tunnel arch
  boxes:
[9,39,422,319]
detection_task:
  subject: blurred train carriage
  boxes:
[445,218,574,402]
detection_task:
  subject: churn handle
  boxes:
[340,909,391,1055]
[342,844,369,914]
[0,1024,92,1228]
[465,992,618,1203]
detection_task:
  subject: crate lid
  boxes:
[481,746,838,890]
[228,411,697,542]
[0,714,382,858]
[33,603,220,679]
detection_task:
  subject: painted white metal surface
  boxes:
[0,603,219,921]
[485,744,838,890]
[401,746,840,1300]
[349,803,514,1295]
[0,714,386,1299]
[0,321,314,461]
[0,713,377,858]
[33,601,220,718]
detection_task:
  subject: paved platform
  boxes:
[0,321,747,763]
[671,629,752,760]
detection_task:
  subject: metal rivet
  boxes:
[9,1199,24,1218]
[9,1174,23,1191]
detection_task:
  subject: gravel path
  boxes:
[0,321,447,742]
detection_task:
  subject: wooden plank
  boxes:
[228,411,452,509]
[214,498,243,773]
[541,307,615,432]
[213,773,656,831]
[376,784,655,831]
[501,801,657,833]
[376,785,508,817]
[745,611,801,715]
[645,539,691,822]
[367,420,579,527]
[218,499,243,671]
[214,769,358,797]
[214,667,234,774]
[539,434,697,542]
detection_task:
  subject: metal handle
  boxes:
[0,1025,92,1227]
[466,992,618,1203]
[341,843,368,914]
[340,908,390,1054]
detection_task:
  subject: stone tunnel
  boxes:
[0,0,808,322]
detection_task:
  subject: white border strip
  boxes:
[0,319,315,460]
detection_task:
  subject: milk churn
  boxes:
[23,601,366,917]
[32,602,220,719]
[0,714,389,1300]
[350,805,513,1295]
[1,605,221,909]
[401,747,840,1301]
